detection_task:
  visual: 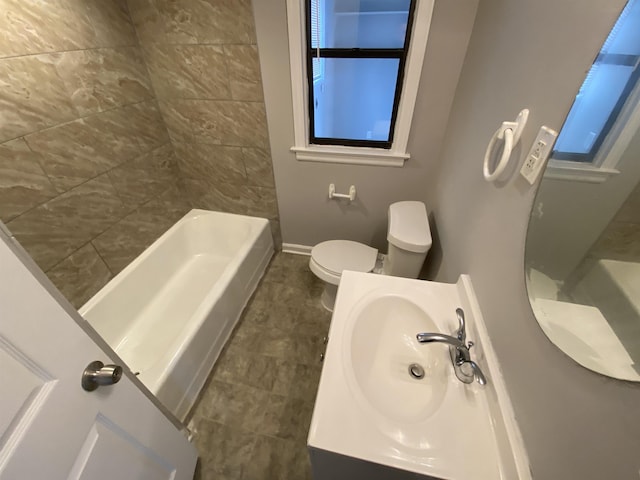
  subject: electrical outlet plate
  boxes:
[520,126,558,185]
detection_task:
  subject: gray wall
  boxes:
[253,0,479,250]
[430,0,640,478]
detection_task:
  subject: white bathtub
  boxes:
[80,209,274,420]
[580,259,640,317]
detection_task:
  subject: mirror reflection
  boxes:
[526,0,640,381]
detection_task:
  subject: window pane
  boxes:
[311,0,411,49]
[554,62,634,156]
[312,57,324,82]
[553,0,640,161]
[602,0,640,56]
[312,57,399,142]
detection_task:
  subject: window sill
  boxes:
[544,160,620,183]
[291,146,409,167]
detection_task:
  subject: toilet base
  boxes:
[320,283,338,312]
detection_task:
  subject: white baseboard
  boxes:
[282,243,313,255]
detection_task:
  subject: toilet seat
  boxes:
[310,240,378,285]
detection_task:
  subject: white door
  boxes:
[0,228,198,480]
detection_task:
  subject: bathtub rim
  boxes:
[79,209,270,315]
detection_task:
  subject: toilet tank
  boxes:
[383,201,432,278]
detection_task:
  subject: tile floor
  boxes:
[189,252,332,480]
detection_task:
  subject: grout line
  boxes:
[43,237,115,280]
[20,136,60,195]
[122,0,188,195]
[43,239,93,274]
[6,179,186,288]
[220,43,235,112]
[240,436,260,480]
[6,141,174,226]
[172,141,269,150]
[0,43,141,61]
[165,140,271,151]
[62,191,174,273]
[157,97,266,104]
[3,98,154,146]
[135,41,258,48]
[90,240,116,277]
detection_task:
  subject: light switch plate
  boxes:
[520,126,558,185]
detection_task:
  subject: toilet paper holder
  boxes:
[329,184,356,202]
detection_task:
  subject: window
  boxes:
[287,0,434,166]
[307,0,416,148]
[552,55,640,164]
[548,0,640,182]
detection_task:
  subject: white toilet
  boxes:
[309,201,432,311]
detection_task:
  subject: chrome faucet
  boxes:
[416,308,487,385]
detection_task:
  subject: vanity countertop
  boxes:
[308,271,531,480]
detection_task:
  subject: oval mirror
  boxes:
[525,0,640,381]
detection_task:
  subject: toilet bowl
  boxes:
[309,201,432,311]
[309,240,379,310]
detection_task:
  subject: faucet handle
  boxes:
[466,360,487,385]
[467,340,474,350]
[455,307,466,343]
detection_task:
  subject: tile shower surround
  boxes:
[589,181,640,263]
[190,253,331,480]
[127,0,280,240]
[0,0,188,308]
[1,2,326,477]
[1,0,279,307]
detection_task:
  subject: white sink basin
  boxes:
[346,294,448,423]
[308,272,531,480]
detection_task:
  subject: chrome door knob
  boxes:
[82,360,123,391]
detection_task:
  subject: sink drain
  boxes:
[408,363,425,379]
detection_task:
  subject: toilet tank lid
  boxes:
[387,201,432,253]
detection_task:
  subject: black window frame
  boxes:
[305,0,417,149]
[553,52,640,163]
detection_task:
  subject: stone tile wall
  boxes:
[126,0,281,244]
[590,181,640,262]
[0,0,192,308]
